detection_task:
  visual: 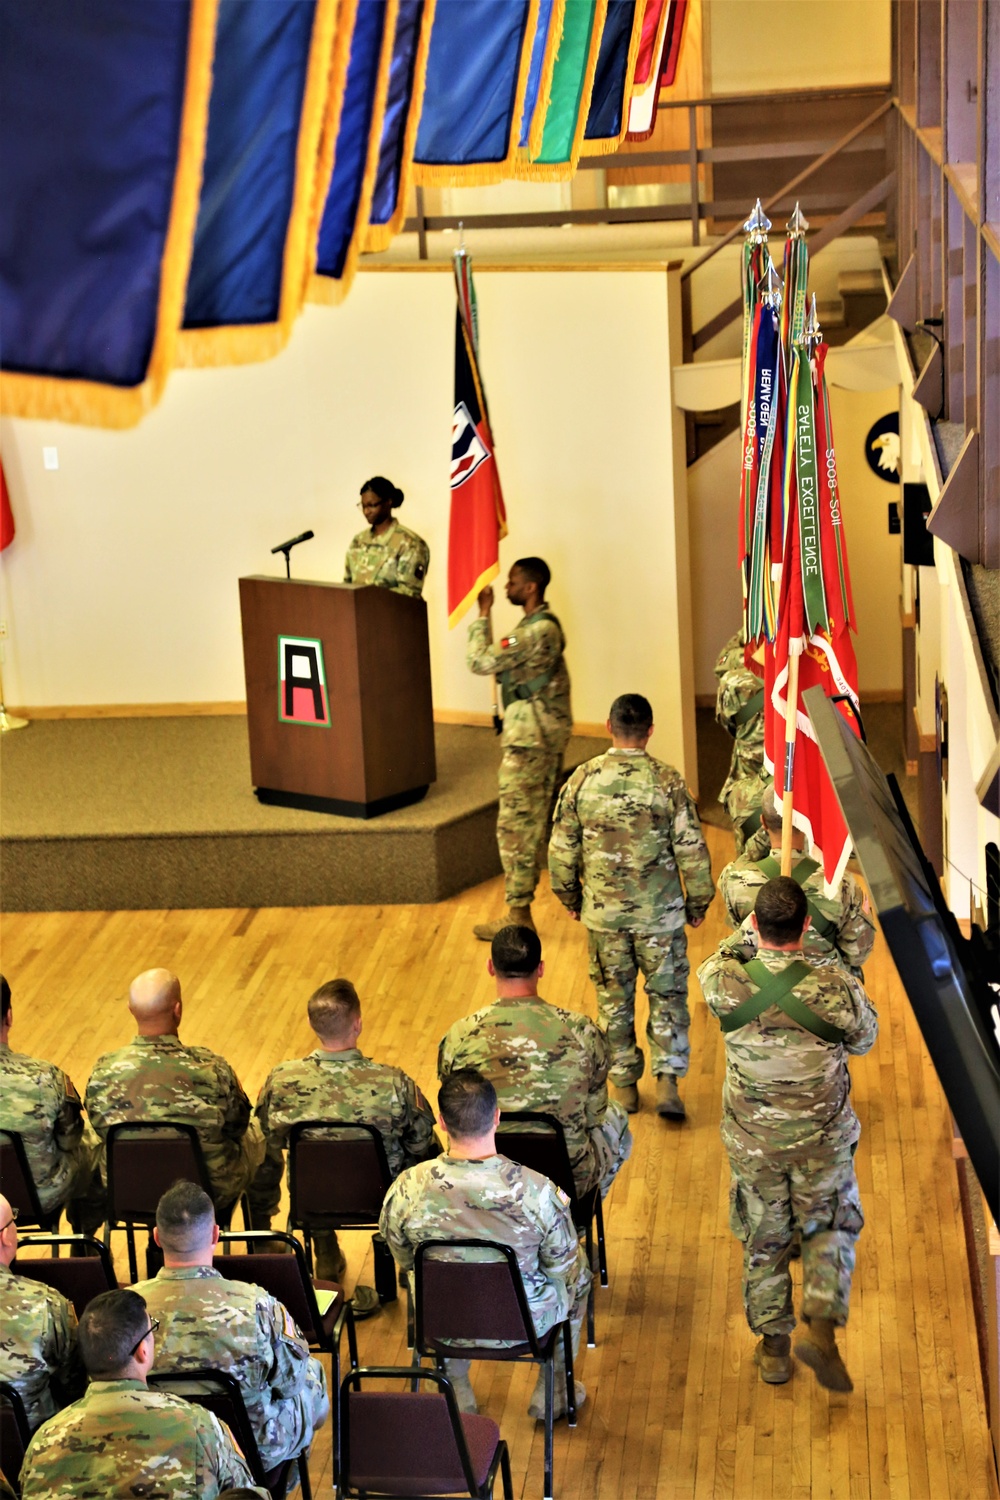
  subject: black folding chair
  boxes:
[148,1366,310,1500]
[0,1131,61,1234]
[412,1240,576,1500]
[496,1112,608,1347]
[339,1366,513,1500]
[287,1120,394,1292]
[0,1381,31,1494]
[13,1234,117,1316]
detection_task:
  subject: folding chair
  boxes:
[412,1240,577,1500]
[13,1233,117,1316]
[0,1381,31,1494]
[287,1120,394,1295]
[104,1121,248,1282]
[148,1367,310,1500]
[496,1111,608,1347]
[0,1131,61,1234]
[339,1366,513,1500]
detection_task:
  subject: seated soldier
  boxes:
[0,974,104,1234]
[133,1182,329,1472]
[18,1288,265,1498]
[438,925,631,1199]
[85,969,264,1221]
[380,1069,592,1420]
[250,978,439,1314]
[718,786,875,976]
[0,1192,83,1431]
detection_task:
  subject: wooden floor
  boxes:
[3,822,997,1500]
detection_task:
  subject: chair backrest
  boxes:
[0,1381,31,1489]
[495,1112,576,1202]
[147,1368,268,1487]
[105,1122,212,1226]
[215,1230,321,1343]
[287,1122,392,1228]
[340,1366,496,1500]
[414,1241,536,1353]
[0,1131,50,1227]
[14,1235,117,1317]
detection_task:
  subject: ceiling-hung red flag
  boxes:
[448,249,507,626]
[0,461,15,550]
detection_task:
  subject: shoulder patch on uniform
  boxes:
[501,635,517,648]
[415,563,425,579]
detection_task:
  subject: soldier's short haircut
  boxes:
[491,925,542,978]
[308,978,361,1040]
[755,876,808,944]
[513,556,551,594]
[156,1179,216,1254]
[439,1069,497,1140]
[78,1289,150,1377]
[760,785,781,834]
[609,693,653,737]
[0,975,9,1023]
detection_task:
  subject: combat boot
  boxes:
[655,1074,686,1118]
[795,1318,853,1392]
[472,904,535,941]
[611,1083,640,1114]
[528,1372,586,1422]
[754,1332,792,1384]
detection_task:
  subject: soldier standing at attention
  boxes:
[715,631,768,854]
[718,785,875,976]
[549,693,714,1119]
[697,877,878,1391]
[0,1192,83,1431]
[344,475,429,597]
[438,925,631,1200]
[250,978,439,1313]
[85,969,264,1222]
[133,1182,329,1471]
[467,557,572,941]
[18,1288,265,1499]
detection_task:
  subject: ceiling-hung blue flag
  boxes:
[582,0,644,156]
[312,0,398,304]
[178,0,339,367]
[366,0,437,253]
[0,0,217,427]
[413,0,540,185]
[517,0,565,158]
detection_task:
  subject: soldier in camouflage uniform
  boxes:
[0,975,104,1233]
[380,1070,591,1420]
[718,786,875,975]
[467,558,572,940]
[19,1288,265,1499]
[344,476,429,597]
[0,1192,83,1431]
[714,631,768,853]
[697,877,878,1391]
[133,1182,329,1470]
[250,978,439,1306]
[438,925,631,1199]
[85,969,264,1220]
[549,693,714,1120]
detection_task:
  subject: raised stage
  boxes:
[0,717,605,911]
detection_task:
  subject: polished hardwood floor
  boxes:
[3,822,997,1499]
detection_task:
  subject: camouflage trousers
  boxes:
[587,1102,633,1200]
[253,1359,331,1470]
[52,1132,106,1236]
[587,927,690,1085]
[721,768,770,856]
[728,1147,864,1336]
[214,1121,266,1222]
[497,744,563,905]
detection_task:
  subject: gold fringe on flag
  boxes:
[309,0,399,306]
[176,0,340,368]
[0,0,219,428]
[510,0,608,183]
[579,0,645,157]
[302,0,362,294]
[364,0,438,254]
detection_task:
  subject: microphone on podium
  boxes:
[271,530,314,579]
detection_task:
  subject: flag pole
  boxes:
[781,294,821,874]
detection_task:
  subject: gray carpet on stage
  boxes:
[0,719,607,911]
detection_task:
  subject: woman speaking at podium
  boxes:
[344,476,430,598]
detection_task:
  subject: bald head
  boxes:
[0,1193,18,1265]
[129,969,182,1036]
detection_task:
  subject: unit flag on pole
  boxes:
[448,250,507,626]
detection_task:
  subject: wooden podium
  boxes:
[238,576,436,818]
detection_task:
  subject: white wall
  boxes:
[0,265,697,777]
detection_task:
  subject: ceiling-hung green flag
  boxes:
[518,0,608,180]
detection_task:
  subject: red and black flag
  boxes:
[448,248,507,625]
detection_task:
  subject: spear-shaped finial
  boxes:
[743,198,771,239]
[786,201,809,238]
[759,254,783,308]
[803,292,821,346]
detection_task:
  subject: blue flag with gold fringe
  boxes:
[366,0,436,251]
